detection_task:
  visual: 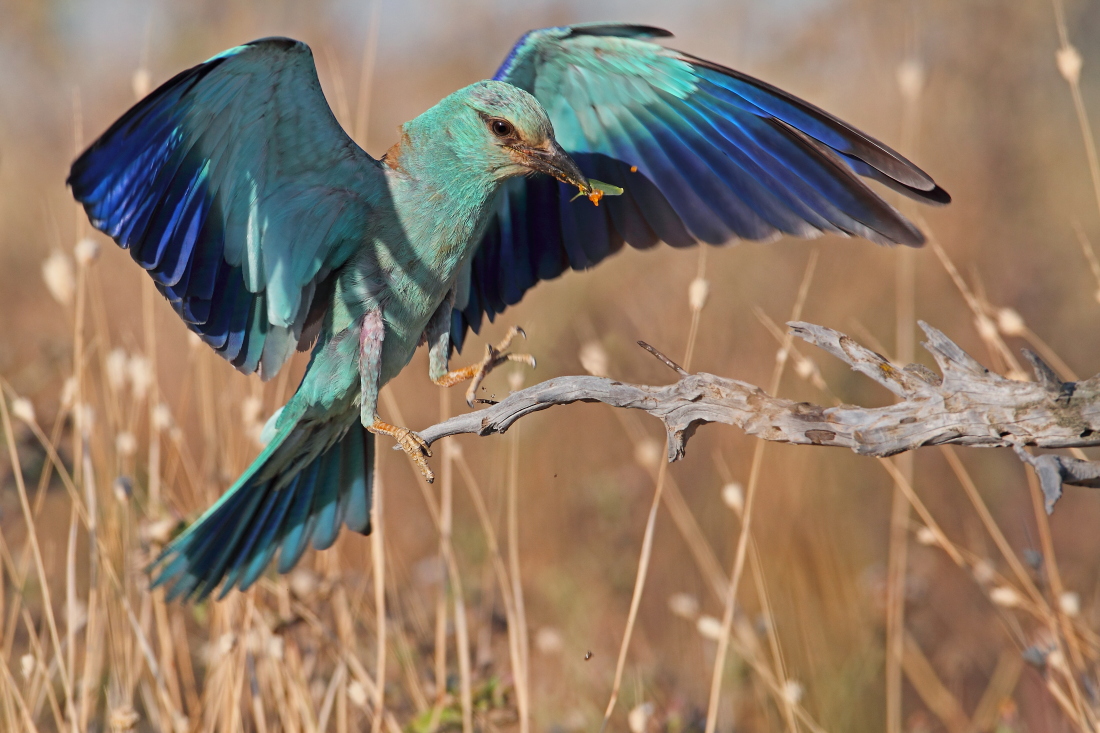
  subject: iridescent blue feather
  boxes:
[69,38,381,379]
[452,23,949,351]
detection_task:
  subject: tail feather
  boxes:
[167,481,268,600]
[343,432,372,534]
[151,416,374,601]
[232,472,300,595]
[158,480,264,600]
[311,445,347,551]
[214,478,283,597]
[276,461,323,573]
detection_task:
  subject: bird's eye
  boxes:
[489,118,515,138]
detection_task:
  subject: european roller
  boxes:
[68,24,949,600]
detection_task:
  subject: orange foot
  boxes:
[369,419,433,483]
[434,326,536,406]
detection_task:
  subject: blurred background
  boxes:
[3,0,1100,731]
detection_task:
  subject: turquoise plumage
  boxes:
[68,25,948,600]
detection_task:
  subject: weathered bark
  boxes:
[414,321,1100,512]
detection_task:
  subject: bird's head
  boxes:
[431,80,591,193]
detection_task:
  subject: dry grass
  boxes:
[5,0,1100,731]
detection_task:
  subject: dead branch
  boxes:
[416,321,1100,512]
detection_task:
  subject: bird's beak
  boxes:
[519,141,590,193]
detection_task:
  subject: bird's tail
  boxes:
[150,413,374,601]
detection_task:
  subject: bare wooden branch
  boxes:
[1012,446,1100,512]
[414,321,1100,510]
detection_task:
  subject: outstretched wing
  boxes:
[69,38,383,377]
[451,23,950,351]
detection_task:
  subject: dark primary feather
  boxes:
[68,38,380,378]
[450,23,949,352]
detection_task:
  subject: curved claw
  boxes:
[463,336,536,405]
[369,419,434,483]
[435,325,538,407]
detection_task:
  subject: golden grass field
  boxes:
[4,0,1100,730]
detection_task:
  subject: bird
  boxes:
[68,23,949,600]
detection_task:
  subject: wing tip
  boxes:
[566,23,673,40]
[924,185,951,206]
[687,54,950,196]
[877,218,927,248]
[899,229,926,248]
[243,37,310,55]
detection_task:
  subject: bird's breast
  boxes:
[360,166,499,364]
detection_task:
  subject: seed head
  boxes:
[128,355,153,399]
[534,627,564,655]
[996,308,1025,337]
[347,681,368,708]
[668,592,700,619]
[974,315,998,342]
[508,368,525,391]
[42,250,75,306]
[990,585,1021,608]
[627,703,653,733]
[132,68,151,98]
[688,277,710,312]
[634,438,662,469]
[74,237,100,266]
[781,680,804,705]
[896,58,924,103]
[696,614,723,640]
[972,559,995,585]
[60,377,77,408]
[1059,591,1080,617]
[579,341,610,377]
[11,397,35,424]
[152,403,172,431]
[115,431,137,457]
[1057,45,1083,85]
[722,482,744,513]
[241,396,263,426]
[105,349,129,392]
[915,526,938,546]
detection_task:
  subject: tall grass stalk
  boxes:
[505,415,531,733]
[704,251,817,733]
[600,245,711,732]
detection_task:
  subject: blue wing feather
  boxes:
[453,23,950,352]
[69,38,383,378]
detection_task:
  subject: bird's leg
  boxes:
[368,419,433,482]
[359,309,434,483]
[435,326,536,406]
